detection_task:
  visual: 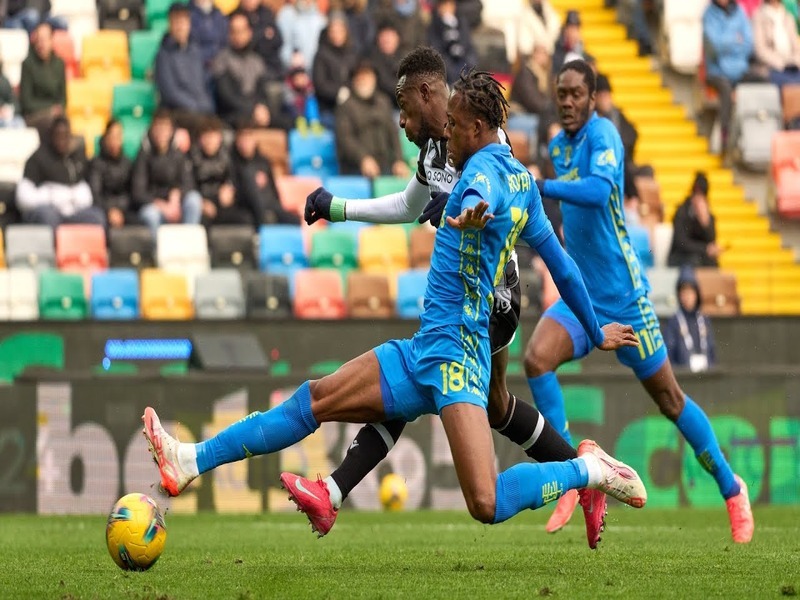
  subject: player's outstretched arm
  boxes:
[446,199,494,230]
[304,176,431,225]
[536,175,612,208]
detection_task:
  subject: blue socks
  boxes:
[528,372,573,445]
[676,396,739,499]
[196,381,318,475]
[493,459,588,523]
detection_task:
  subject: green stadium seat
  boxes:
[400,131,418,167]
[145,0,187,29]
[113,81,157,121]
[309,229,358,271]
[39,271,88,320]
[373,176,408,197]
[120,117,150,160]
[0,333,64,382]
[129,29,162,80]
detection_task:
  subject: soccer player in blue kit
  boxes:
[141,69,647,532]
[515,60,753,543]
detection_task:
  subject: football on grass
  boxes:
[106,493,167,571]
[379,474,408,511]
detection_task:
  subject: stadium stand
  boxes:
[246,272,292,319]
[395,268,428,319]
[140,268,194,320]
[66,78,114,154]
[324,176,372,199]
[2,269,39,321]
[781,84,800,129]
[288,129,338,178]
[0,129,42,184]
[109,226,156,269]
[80,30,130,82]
[772,131,800,219]
[0,29,29,88]
[293,268,347,319]
[128,29,162,80]
[194,269,246,320]
[660,0,708,74]
[694,267,741,317]
[52,30,80,79]
[275,175,324,216]
[39,270,88,320]
[55,224,108,271]
[730,83,782,171]
[155,224,210,297]
[309,228,358,273]
[647,266,681,317]
[409,226,435,269]
[208,225,256,270]
[91,269,140,320]
[258,224,307,276]
[346,272,393,319]
[6,225,55,271]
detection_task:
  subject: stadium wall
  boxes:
[0,319,800,513]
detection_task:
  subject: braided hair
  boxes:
[451,68,509,130]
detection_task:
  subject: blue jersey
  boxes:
[549,113,648,312]
[421,143,553,338]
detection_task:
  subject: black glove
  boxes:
[418,191,449,228]
[304,187,333,225]
[535,178,546,198]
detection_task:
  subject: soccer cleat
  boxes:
[579,439,647,508]
[141,407,195,497]
[726,474,754,544]
[578,488,607,550]
[545,488,579,533]
[281,472,338,538]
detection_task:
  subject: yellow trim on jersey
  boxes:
[606,185,640,291]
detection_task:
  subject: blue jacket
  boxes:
[154,35,215,113]
[189,1,229,66]
[703,1,753,82]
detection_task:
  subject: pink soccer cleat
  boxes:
[141,407,195,497]
[578,488,608,550]
[578,439,647,509]
[545,488,579,533]
[726,474,754,544]
[281,472,338,538]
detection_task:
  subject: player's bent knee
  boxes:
[524,343,555,377]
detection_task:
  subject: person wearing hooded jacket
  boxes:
[311,12,359,127]
[89,119,135,229]
[663,267,717,373]
[668,171,721,268]
[16,116,104,228]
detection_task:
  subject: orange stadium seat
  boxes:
[694,268,740,316]
[772,131,800,219]
[346,272,393,319]
[293,268,347,319]
[275,175,323,216]
[254,129,290,178]
[140,268,194,320]
[56,224,108,271]
[781,84,800,128]
[52,30,80,79]
[634,175,664,227]
[409,226,435,269]
[81,30,130,82]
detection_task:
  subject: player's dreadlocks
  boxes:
[452,68,509,130]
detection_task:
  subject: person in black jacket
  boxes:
[131,109,202,238]
[428,0,477,84]
[311,12,358,128]
[89,119,135,230]
[15,116,104,228]
[237,0,283,79]
[373,21,402,109]
[510,44,553,117]
[668,172,722,268]
[230,119,299,226]
[663,267,716,372]
[192,116,253,227]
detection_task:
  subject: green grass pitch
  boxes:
[1,506,797,599]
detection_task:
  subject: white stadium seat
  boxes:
[0,29,30,88]
[661,0,710,74]
[0,128,40,184]
[647,267,680,318]
[194,269,246,320]
[652,222,674,269]
[156,224,210,298]
[5,268,40,320]
[732,83,782,171]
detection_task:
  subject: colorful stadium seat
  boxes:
[731,83,781,170]
[646,266,680,318]
[694,268,741,316]
[0,29,29,88]
[324,175,371,199]
[409,226,435,268]
[91,269,139,320]
[109,226,155,269]
[253,128,290,177]
[288,128,338,178]
[145,0,187,30]
[651,222,674,268]
[246,272,292,319]
[0,128,43,183]
[346,272,393,319]
[274,175,324,216]
[781,84,800,128]
[258,224,307,275]
[5,225,55,271]
[52,30,80,79]
[140,268,194,320]
[309,229,358,272]
[771,131,800,219]
[293,268,347,319]
[39,270,88,320]
[396,268,428,319]
[97,0,144,33]
[56,224,108,270]
[4,269,39,320]
[81,30,130,82]
[372,176,408,197]
[67,78,115,153]
[359,225,410,273]
[129,29,163,80]
[194,269,246,320]
[661,0,706,74]
[208,225,256,270]
[156,224,210,297]
[112,80,157,121]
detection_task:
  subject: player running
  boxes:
[294,47,602,545]
[142,69,646,537]
[506,60,749,543]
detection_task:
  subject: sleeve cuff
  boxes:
[330,197,346,222]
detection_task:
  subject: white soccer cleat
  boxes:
[142,406,195,497]
[579,439,647,509]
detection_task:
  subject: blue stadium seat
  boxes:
[289,128,338,178]
[91,269,139,319]
[628,224,654,269]
[258,225,308,276]
[396,269,429,319]
[323,175,371,199]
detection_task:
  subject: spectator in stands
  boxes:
[753,0,800,87]
[16,116,104,228]
[312,12,359,129]
[0,59,24,128]
[89,119,135,230]
[276,0,326,72]
[664,267,716,373]
[189,0,229,66]
[131,109,202,238]
[373,21,402,109]
[373,0,428,57]
[703,0,754,151]
[510,44,553,117]
[19,21,65,132]
[230,119,299,225]
[428,0,477,85]
[668,172,721,268]
[155,2,215,135]
[192,116,253,227]
[334,59,409,178]
[519,0,562,55]
[335,0,375,56]
[212,10,290,130]
[237,0,284,79]
[551,10,592,75]
[1,0,66,33]
[284,65,320,129]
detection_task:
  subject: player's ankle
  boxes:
[579,454,603,488]
[177,443,200,478]
[324,476,343,510]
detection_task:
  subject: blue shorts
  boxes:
[542,295,667,380]
[374,326,491,422]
